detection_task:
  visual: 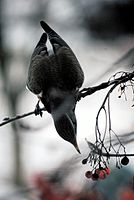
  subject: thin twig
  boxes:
[93,146,134,157]
[97,151,134,158]
[0,107,46,127]
[86,140,134,158]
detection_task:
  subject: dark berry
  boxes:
[91,173,99,181]
[121,156,129,166]
[82,158,88,165]
[95,168,101,175]
[85,171,92,179]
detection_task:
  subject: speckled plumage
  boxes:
[27,21,84,153]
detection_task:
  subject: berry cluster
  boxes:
[85,167,111,181]
[82,155,129,181]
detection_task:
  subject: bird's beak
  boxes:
[74,143,81,154]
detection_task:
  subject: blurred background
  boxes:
[0,0,134,199]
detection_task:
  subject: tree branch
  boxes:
[0,107,45,127]
[86,140,134,158]
[0,71,134,127]
[78,71,134,99]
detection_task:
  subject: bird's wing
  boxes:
[40,21,84,90]
[27,33,51,94]
[31,33,48,59]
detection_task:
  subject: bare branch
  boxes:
[78,70,134,99]
[86,140,134,158]
[0,71,134,128]
[0,107,46,127]
[82,71,134,170]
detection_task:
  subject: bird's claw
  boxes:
[34,101,43,117]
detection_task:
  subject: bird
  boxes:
[27,20,84,153]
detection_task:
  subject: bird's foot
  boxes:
[34,100,43,117]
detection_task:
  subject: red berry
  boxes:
[85,171,92,179]
[99,170,106,180]
[121,156,129,166]
[95,168,101,175]
[105,168,111,175]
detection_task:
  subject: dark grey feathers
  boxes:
[27,21,84,153]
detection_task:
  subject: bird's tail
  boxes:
[31,33,48,59]
[36,32,47,47]
[40,20,69,50]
